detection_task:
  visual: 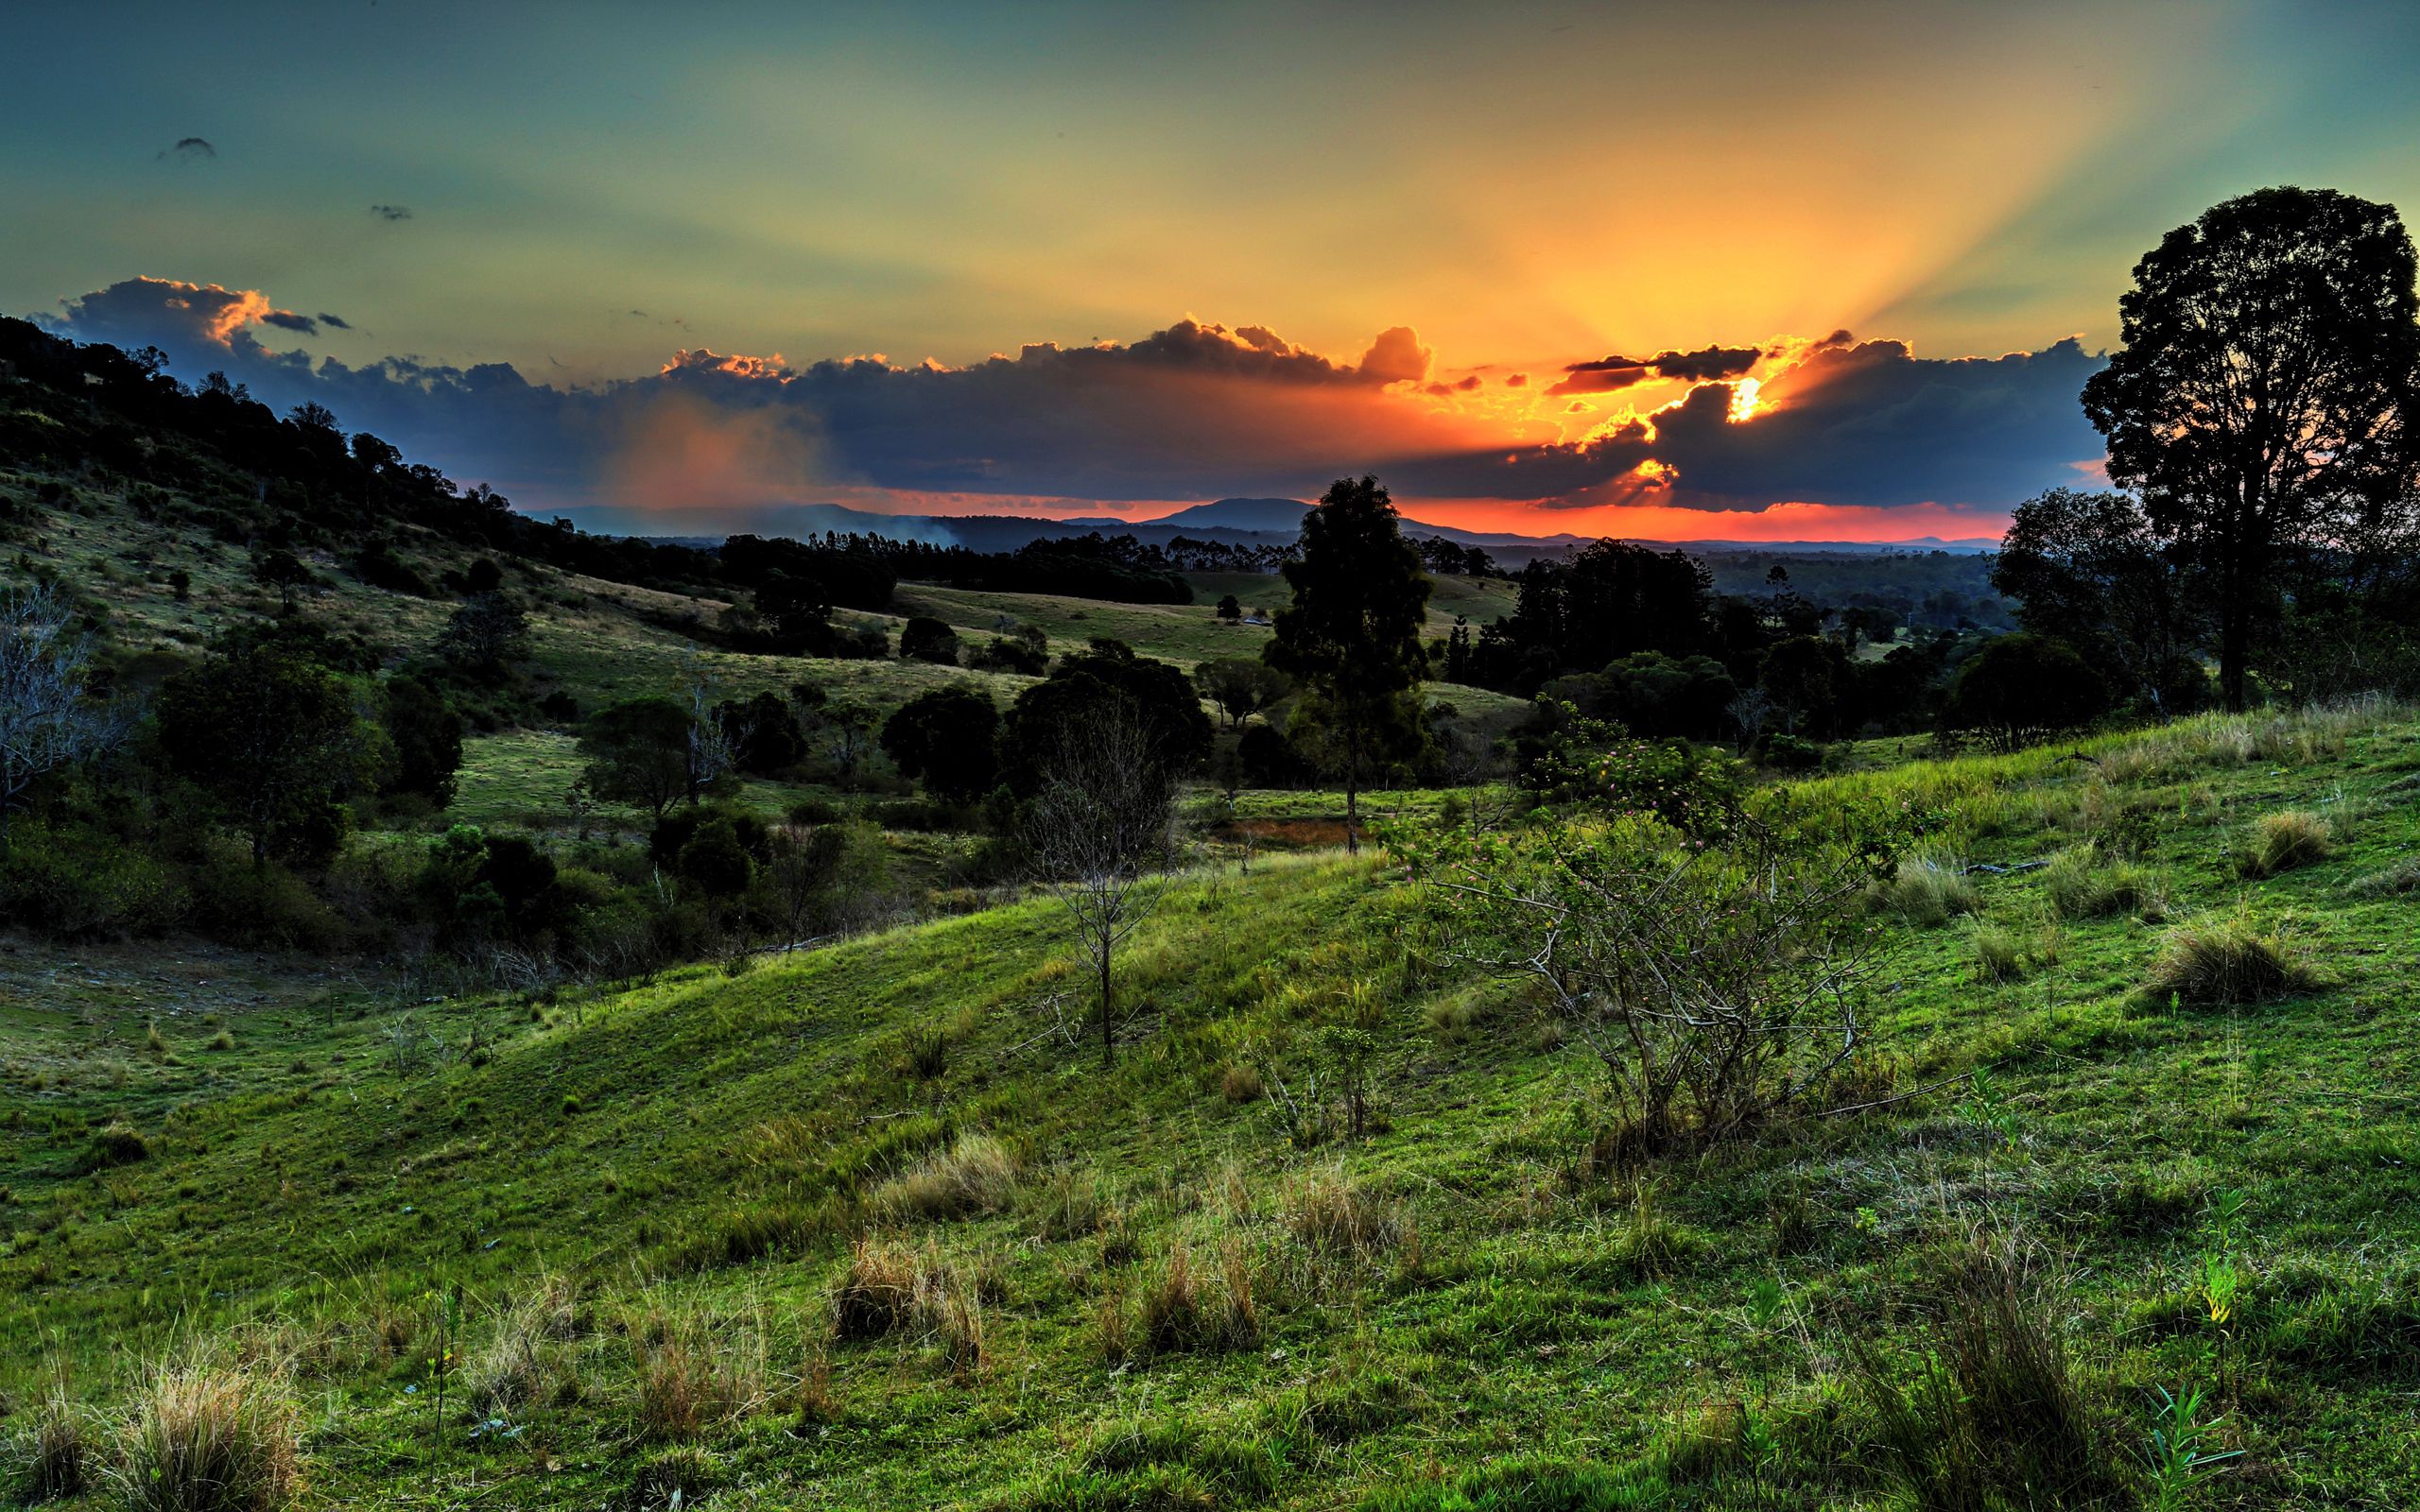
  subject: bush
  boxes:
[112,1354,302,1512]
[2144,914,2320,1005]
[899,616,961,665]
[0,824,188,937]
[2239,810,2332,878]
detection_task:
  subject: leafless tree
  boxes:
[681,653,737,803]
[1029,705,1179,1066]
[1726,687,1773,753]
[0,582,130,852]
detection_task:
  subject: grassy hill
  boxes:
[9,701,2420,1508]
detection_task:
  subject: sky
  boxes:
[8,1,2420,542]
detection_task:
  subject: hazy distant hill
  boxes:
[550,494,1997,564]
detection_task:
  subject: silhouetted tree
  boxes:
[2083,187,2420,708]
[436,593,529,677]
[157,627,387,865]
[881,685,999,804]
[900,615,961,665]
[252,549,310,611]
[1993,489,2204,713]
[1949,633,2112,745]
[579,697,693,818]
[1192,657,1288,729]
[1262,476,1431,852]
[382,675,463,808]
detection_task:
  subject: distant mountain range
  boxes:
[544,496,1998,562]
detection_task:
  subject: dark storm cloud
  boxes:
[369,204,413,221]
[1647,343,1759,382]
[1548,343,1761,394]
[40,277,2104,515]
[1403,336,2104,509]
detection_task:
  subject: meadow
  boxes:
[9,698,2420,1508]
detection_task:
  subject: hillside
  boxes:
[9,702,2420,1507]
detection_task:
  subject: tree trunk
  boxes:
[2219,603,2250,713]
[1098,939,1115,1068]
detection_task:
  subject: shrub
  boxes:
[0,823,189,937]
[2144,915,2319,1006]
[1889,853,1979,926]
[112,1353,302,1512]
[869,1133,1019,1223]
[2239,810,2332,878]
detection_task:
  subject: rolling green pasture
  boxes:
[9,703,2420,1506]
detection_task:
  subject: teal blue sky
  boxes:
[8,2,2419,536]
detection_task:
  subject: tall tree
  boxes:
[880,685,999,804]
[1992,489,2203,713]
[578,697,693,818]
[157,627,387,865]
[1262,476,1432,853]
[2083,187,2420,709]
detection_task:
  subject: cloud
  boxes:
[1357,325,1432,385]
[369,204,413,222]
[158,136,215,161]
[36,275,2102,522]
[1402,335,2104,510]
[317,313,352,330]
[1547,343,1761,395]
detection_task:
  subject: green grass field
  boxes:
[10,701,2420,1507]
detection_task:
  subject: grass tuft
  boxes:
[1888,854,1979,926]
[1283,1168,1404,1257]
[2238,809,2332,878]
[112,1351,302,1512]
[869,1132,1020,1223]
[2143,914,2320,1006]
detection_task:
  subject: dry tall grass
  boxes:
[111,1352,302,1512]
[868,1132,1020,1223]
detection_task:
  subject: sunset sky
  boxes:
[9,1,2420,541]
